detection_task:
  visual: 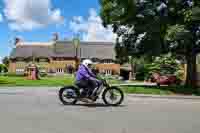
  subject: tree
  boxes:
[100,0,167,55]
[100,0,200,88]
[0,64,2,73]
[164,0,200,88]
[2,56,9,67]
[100,0,168,79]
[0,64,8,73]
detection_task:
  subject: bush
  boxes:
[39,72,47,77]
[0,64,8,73]
[3,72,24,77]
[160,86,197,95]
[66,65,75,74]
[135,64,157,81]
[135,53,183,81]
[195,89,200,96]
[135,64,155,81]
[135,65,146,81]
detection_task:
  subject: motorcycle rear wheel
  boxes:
[59,86,79,105]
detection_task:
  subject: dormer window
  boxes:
[102,59,114,64]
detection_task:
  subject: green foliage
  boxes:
[0,76,74,86]
[100,0,200,87]
[100,0,168,60]
[123,86,173,95]
[135,53,183,81]
[123,85,199,95]
[3,72,24,77]
[152,54,180,74]
[165,25,186,41]
[39,72,47,77]
[0,64,8,73]
[135,64,149,81]
[2,57,9,67]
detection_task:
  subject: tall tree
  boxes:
[100,0,200,88]
[2,56,9,67]
[100,0,168,79]
[164,0,200,88]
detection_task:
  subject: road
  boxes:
[0,87,200,133]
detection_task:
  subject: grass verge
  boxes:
[0,76,200,96]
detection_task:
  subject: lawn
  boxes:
[122,86,200,96]
[0,75,121,87]
[0,75,199,96]
[0,76,74,86]
[123,87,173,95]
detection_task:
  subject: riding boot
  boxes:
[80,89,87,98]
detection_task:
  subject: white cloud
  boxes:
[0,13,3,22]
[70,8,117,42]
[3,0,64,31]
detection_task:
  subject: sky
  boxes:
[0,0,116,63]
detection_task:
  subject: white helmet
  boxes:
[82,59,93,67]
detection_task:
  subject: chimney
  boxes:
[53,33,59,41]
[14,37,22,46]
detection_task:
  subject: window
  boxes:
[91,58,100,63]
[53,58,61,61]
[39,58,49,62]
[102,59,114,64]
[105,69,112,75]
[16,68,24,75]
[56,68,64,73]
[101,69,112,75]
[16,58,24,61]
[16,68,24,72]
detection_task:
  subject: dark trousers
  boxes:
[76,79,98,97]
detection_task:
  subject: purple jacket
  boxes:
[76,64,96,81]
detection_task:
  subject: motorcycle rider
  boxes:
[75,59,101,100]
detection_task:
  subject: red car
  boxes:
[150,73,181,86]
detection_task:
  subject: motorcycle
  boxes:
[58,79,124,106]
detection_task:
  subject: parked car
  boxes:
[150,72,181,86]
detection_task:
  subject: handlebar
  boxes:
[101,79,109,87]
[96,75,110,87]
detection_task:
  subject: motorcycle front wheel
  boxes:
[102,87,124,106]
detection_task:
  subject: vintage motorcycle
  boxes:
[58,79,124,106]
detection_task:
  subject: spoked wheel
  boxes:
[59,86,79,105]
[102,87,124,106]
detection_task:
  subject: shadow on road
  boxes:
[62,103,126,108]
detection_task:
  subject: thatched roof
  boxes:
[10,41,116,60]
